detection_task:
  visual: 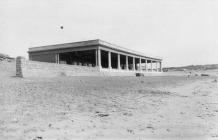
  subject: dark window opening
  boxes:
[111,52,118,69]
[128,56,133,70]
[141,59,146,71]
[135,58,140,70]
[101,50,108,68]
[59,50,96,67]
[120,55,126,70]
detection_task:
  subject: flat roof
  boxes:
[29,39,162,60]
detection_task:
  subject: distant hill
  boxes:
[163,64,218,71]
[0,53,14,61]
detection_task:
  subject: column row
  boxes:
[96,49,162,72]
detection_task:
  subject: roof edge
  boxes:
[28,39,162,60]
[98,39,162,60]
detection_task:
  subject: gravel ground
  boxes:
[0,61,218,140]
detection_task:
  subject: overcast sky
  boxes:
[0,0,218,67]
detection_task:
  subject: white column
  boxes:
[117,54,120,70]
[139,58,142,71]
[55,53,59,64]
[133,57,135,71]
[126,56,129,70]
[145,59,147,72]
[98,49,102,68]
[108,51,111,69]
[160,61,162,72]
[151,61,153,72]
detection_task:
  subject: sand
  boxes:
[0,61,218,140]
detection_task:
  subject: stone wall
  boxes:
[16,57,100,78]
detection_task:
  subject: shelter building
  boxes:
[28,39,162,73]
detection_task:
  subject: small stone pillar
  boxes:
[16,56,25,77]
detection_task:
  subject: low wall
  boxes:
[16,57,100,78]
[100,68,163,76]
[15,57,164,78]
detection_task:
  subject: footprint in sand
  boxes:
[127,129,135,135]
[48,124,52,128]
[11,118,19,123]
[211,134,218,138]
[123,112,133,116]
[95,111,110,117]
[158,115,164,118]
[146,125,155,131]
[180,112,185,115]
[33,136,43,140]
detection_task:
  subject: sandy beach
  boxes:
[0,61,218,140]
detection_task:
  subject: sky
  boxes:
[0,0,218,67]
